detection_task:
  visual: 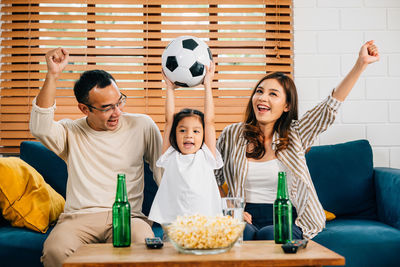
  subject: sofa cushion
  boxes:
[0,225,51,267]
[306,140,376,219]
[0,157,65,233]
[20,141,68,198]
[314,219,400,267]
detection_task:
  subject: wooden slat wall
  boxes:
[0,0,293,154]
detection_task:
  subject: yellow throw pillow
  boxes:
[325,210,336,221]
[0,157,65,233]
[222,182,229,196]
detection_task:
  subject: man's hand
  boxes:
[45,47,69,79]
[36,47,69,108]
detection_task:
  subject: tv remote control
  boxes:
[281,239,308,253]
[145,237,163,249]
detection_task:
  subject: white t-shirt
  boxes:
[245,159,294,204]
[148,144,223,224]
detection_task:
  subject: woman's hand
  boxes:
[162,70,178,90]
[358,40,380,66]
[243,211,252,224]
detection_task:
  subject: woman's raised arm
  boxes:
[332,40,379,102]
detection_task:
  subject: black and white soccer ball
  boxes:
[162,36,212,88]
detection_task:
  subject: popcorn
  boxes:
[165,214,244,249]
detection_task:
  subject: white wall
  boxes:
[293,0,400,168]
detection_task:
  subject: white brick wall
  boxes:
[341,101,388,123]
[366,78,400,99]
[389,102,400,122]
[390,148,400,168]
[388,55,400,76]
[388,9,400,30]
[372,148,390,167]
[320,78,365,100]
[367,125,400,146]
[341,9,386,30]
[318,0,363,8]
[364,0,400,8]
[319,124,366,144]
[294,0,400,168]
[295,55,340,76]
[294,8,339,30]
[317,32,363,54]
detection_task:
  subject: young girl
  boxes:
[148,62,223,224]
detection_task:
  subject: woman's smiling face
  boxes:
[251,78,289,126]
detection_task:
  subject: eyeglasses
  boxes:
[85,93,127,113]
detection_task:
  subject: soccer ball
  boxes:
[162,36,212,88]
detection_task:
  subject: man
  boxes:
[30,47,162,267]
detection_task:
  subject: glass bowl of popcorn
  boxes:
[163,214,245,255]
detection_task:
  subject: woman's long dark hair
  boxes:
[244,72,298,159]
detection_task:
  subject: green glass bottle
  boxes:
[112,173,131,247]
[273,171,293,244]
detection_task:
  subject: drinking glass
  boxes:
[221,197,245,244]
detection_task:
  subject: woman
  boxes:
[215,41,379,240]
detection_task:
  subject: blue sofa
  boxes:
[306,140,400,267]
[0,139,399,267]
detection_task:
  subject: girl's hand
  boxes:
[358,40,380,66]
[162,70,179,90]
[203,61,215,89]
[243,211,252,224]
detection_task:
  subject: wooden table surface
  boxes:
[63,240,345,267]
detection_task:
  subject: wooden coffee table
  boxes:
[63,240,344,267]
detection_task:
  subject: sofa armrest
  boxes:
[374,167,400,230]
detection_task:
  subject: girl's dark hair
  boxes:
[73,70,116,104]
[244,72,298,159]
[170,108,205,153]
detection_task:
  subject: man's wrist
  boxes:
[46,72,60,81]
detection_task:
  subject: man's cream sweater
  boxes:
[30,99,162,218]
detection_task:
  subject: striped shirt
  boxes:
[215,94,342,239]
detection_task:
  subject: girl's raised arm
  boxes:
[162,71,178,154]
[203,61,216,157]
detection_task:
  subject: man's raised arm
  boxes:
[36,47,69,108]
